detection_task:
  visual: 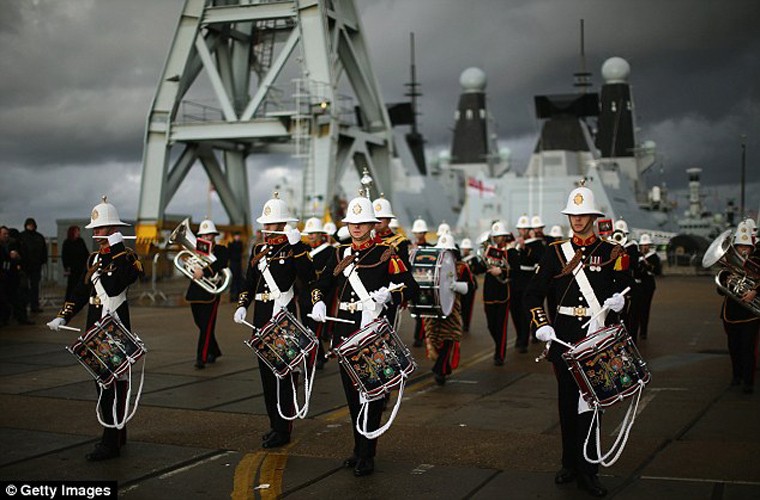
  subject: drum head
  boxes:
[437,250,456,316]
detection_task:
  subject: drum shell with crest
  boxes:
[244,309,317,378]
[334,318,416,400]
[67,313,148,388]
[408,247,456,318]
[561,323,651,408]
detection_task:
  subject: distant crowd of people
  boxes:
[0,218,90,328]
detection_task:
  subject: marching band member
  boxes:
[310,194,418,477]
[373,195,412,329]
[479,220,513,365]
[300,217,333,369]
[459,238,479,334]
[510,215,533,353]
[548,225,563,243]
[637,233,661,340]
[425,233,474,384]
[525,182,631,497]
[323,221,338,245]
[46,196,144,461]
[186,219,228,369]
[613,219,642,342]
[410,217,432,347]
[720,222,759,394]
[233,193,316,449]
[546,225,565,322]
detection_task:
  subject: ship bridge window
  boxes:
[479,109,485,119]
[466,110,473,120]
[455,110,460,120]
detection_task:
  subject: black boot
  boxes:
[554,467,576,484]
[577,473,607,497]
[262,431,290,449]
[354,457,374,477]
[86,443,120,462]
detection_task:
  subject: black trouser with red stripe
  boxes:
[485,301,509,362]
[413,316,425,344]
[432,339,456,377]
[97,380,128,450]
[340,365,383,459]
[258,358,297,436]
[509,288,529,349]
[724,319,760,387]
[553,361,599,475]
[462,291,476,333]
[191,300,222,363]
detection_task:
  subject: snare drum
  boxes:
[67,314,147,387]
[409,247,456,318]
[245,309,317,378]
[335,318,416,400]
[562,323,651,408]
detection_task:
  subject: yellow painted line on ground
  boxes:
[231,446,294,499]
[231,451,265,500]
[258,453,288,499]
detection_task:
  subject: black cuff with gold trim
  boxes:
[57,301,76,321]
[530,307,549,329]
[311,288,323,305]
[237,291,251,309]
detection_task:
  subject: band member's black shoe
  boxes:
[194,360,205,369]
[86,444,120,462]
[261,429,276,441]
[207,354,219,364]
[494,358,504,366]
[262,432,290,448]
[434,373,446,386]
[576,473,607,497]
[519,346,528,354]
[343,455,358,468]
[353,457,374,477]
[554,467,576,484]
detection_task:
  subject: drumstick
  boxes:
[307,314,355,325]
[581,286,631,329]
[239,319,258,331]
[93,236,137,240]
[261,230,288,235]
[58,325,81,332]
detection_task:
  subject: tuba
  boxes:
[703,229,760,316]
[168,218,231,295]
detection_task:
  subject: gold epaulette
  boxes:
[384,233,408,248]
[549,239,568,246]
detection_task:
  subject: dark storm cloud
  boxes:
[1,0,758,234]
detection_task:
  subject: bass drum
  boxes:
[409,247,456,318]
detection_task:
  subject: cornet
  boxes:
[168,218,231,295]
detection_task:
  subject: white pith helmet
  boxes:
[639,233,652,246]
[412,218,429,233]
[336,225,350,241]
[372,195,395,219]
[197,219,219,236]
[733,222,753,246]
[614,219,630,234]
[435,233,457,250]
[561,184,604,217]
[743,218,757,236]
[491,220,509,237]
[549,225,563,238]
[342,196,380,224]
[389,218,400,230]
[322,221,337,237]
[85,195,130,229]
[515,214,531,229]
[476,231,491,245]
[437,222,451,236]
[302,217,326,234]
[257,192,298,224]
[530,215,545,228]
[460,238,473,250]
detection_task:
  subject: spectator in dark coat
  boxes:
[61,225,90,301]
[19,217,47,313]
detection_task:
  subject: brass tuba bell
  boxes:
[168,218,231,295]
[703,229,760,317]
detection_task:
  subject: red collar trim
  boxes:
[376,228,393,238]
[266,235,287,245]
[309,238,325,248]
[99,247,111,255]
[572,234,597,246]
[352,238,376,251]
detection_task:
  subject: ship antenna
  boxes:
[405,32,421,135]
[573,19,592,93]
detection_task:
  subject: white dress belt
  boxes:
[557,305,593,317]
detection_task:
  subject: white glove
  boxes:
[107,232,124,247]
[47,317,66,331]
[370,286,391,305]
[604,292,625,313]
[311,301,327,322]
[233,307,247,324]
[287,228,302,245]
[451,281,468,294]
[536,325,556,343]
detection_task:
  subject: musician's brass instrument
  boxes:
[703,229,760,316]
[168,218,231,295]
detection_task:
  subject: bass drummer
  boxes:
[310,193,418,477]
[524,181,631,497]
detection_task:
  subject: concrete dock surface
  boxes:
[1,275,758,499]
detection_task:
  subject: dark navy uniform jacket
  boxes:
[524,234,632,362]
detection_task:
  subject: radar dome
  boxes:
[601,57,631,84]
[460,67,487,93]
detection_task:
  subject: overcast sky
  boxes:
[1,0,759,235]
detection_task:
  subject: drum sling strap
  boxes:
[342,247,381,328]
[559,242,643,467]
[257,245,295,315]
